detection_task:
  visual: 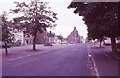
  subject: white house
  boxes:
[11,30,24,45]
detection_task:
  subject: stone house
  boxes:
[67,27,80,43]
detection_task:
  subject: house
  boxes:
[35,31,56,44]
[35,31,49,44]
[80,36,85,43]
[10,29,34,45]
[35,31,62,44]
[67,27,80,43]
[24,32,33,44]
[54,36,61,44]
[11,30,24,45]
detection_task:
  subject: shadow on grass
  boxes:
[25,49,44,52]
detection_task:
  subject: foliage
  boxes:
[0,26,2,41]
[1,13,13,43]
[68,2,119,53]
[11,0,57,34]
[1,12,14,54]
[68,2,119,38]
[47,31,55,37]
[57,35,63,41]
[10,0,58,50]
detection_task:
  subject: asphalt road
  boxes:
[2,44,90,76]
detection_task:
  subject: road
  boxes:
[2,44,90,76]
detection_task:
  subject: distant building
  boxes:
[35,31,63,44]
[67,27,80,43]
[11,30,25,45]
[54,36,61,44]
[24,32,33,44]
[35,31,49,44]
[80,36,85,43]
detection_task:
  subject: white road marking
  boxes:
[87,44,100,77]
[8,56,26,62]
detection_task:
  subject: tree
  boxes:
[1,12,13,55]
[10,0,58,51]
[57,35,63,45]
[0,26,2,41]
[68,2,119,54]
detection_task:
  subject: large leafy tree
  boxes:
[1,13,13,55]
[0,30,1,41]
[10,0,58,51]
[68,2,119,54]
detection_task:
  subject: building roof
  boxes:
[68,27,80,37]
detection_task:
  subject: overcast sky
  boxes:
[0,0,88,38]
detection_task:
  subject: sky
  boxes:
[0,0,88,38]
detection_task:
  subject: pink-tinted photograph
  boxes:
[0,0,119,78]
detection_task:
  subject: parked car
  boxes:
[0,41,12,48]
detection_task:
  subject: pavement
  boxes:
[87,42,119,76]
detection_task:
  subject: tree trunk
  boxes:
[99,40,102,48]
[33,31,37,51]
[61,40,62,46]
[5,42,8,55]
[111,37,117,55]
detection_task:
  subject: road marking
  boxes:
[87,44,100,78]
[8,56,26,61]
